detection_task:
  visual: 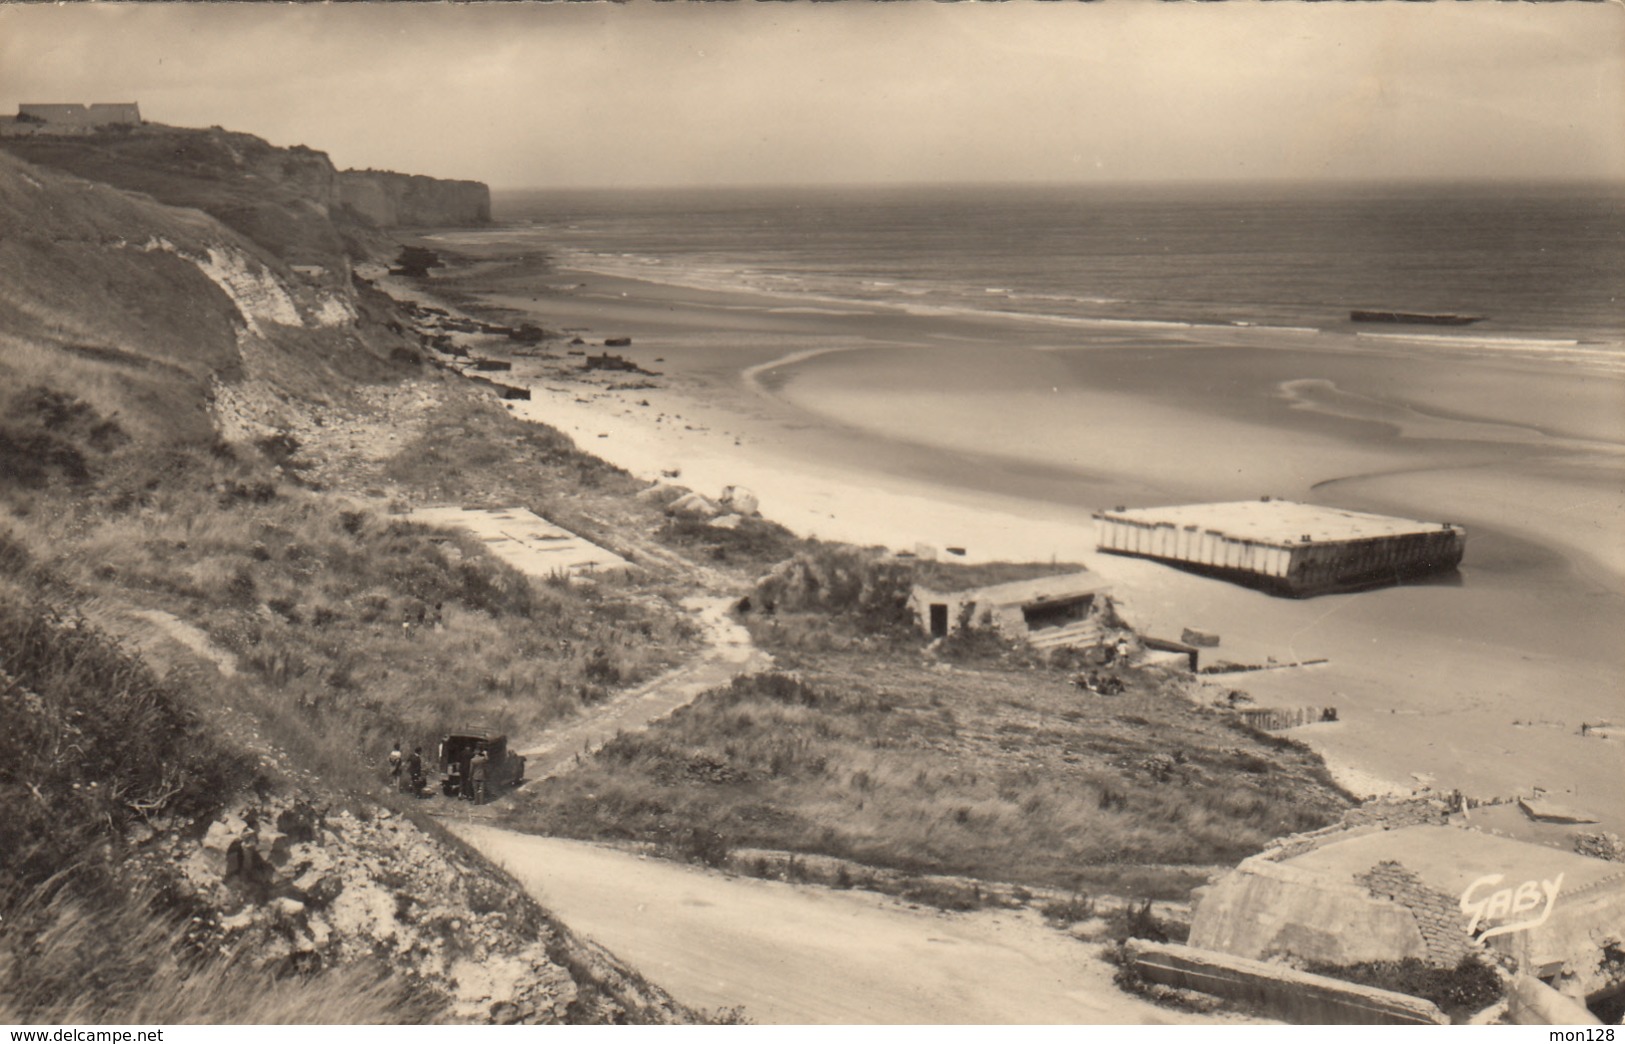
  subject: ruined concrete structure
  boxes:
[1189,822,1625,1015]
[908,570,1111,650]
[1094,500,1466,596]
[1128,939,1450,1025]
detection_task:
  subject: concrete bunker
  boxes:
[1187,822,1625,1019]
[908,570,1112,650]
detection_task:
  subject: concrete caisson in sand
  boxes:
[1093,500,1465,597]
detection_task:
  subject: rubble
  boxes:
[1574,831,1625,862]
[157,794,679,1023]
[718,485,760,517]
[667,492,720,519]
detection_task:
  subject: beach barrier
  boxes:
[1231,705,1335,731]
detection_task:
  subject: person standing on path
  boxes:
[470,745,490,805]
[388,741,403,790]
[408,746,425,797]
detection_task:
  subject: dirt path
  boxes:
[121,607,241,677]
[450,825,1224,1025]
[515,594,770,779]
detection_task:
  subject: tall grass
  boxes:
[0,874,424,1024]
[0,579,434,1023]
[4,443,692,793]
[0,579,258,889]
[509,666,1351,892]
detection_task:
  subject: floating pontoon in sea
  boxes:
[1093,500,1465,597]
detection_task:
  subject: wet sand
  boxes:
[432,252,1625,830]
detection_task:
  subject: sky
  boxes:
[1,1,1622,190]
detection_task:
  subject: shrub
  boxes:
[681,827,731,869]
[751,544,916,631]
[1041,892,1097,925]
[1303,955,1502,1022]
[0,387,128,490]
[1108,899,1188,944]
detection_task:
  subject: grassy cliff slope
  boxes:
[0,143,692,1023]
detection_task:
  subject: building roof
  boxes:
[909,560,1086,595]
[915,569,1108,606]
[1284,824,1624,898]
[1094,500,1460,548]
[445,727,508,743]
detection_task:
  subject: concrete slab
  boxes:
[1456,803,1604,850]
[1284,824,1621,898]
[1519,797,1599,824]
[409,506,633,580]
[1127,939,1448,1025]
[1097,500,1456,547]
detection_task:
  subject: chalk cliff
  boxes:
[338,169,491,228]
[0,123,489,267]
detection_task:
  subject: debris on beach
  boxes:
[659,485,761,523]
[1518,796,1599,824]
[584,352,657,375]
[1201,658,1328,674]
[718,485,760,517]
[667,492,721,519]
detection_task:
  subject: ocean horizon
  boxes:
[432,179,1625,814]
[486,179,1625,349]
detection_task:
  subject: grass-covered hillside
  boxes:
[1,124,364,268]
[0,578,416,1023]
[0,141,701,1023]
[506,663,1353,899]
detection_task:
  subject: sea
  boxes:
[465,181,1625,813]
[490,180,1625,349]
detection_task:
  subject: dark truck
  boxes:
[438,727,526,798]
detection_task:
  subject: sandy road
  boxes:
[451,824,1219,1025]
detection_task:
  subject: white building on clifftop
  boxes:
[18,102,141,126]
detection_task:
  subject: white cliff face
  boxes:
[194,246,303,333]
[311,291,356,328]
[138,237,304,334]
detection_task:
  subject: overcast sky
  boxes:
[2,2,1621,189]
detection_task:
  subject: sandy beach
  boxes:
[425,246,1624,830]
